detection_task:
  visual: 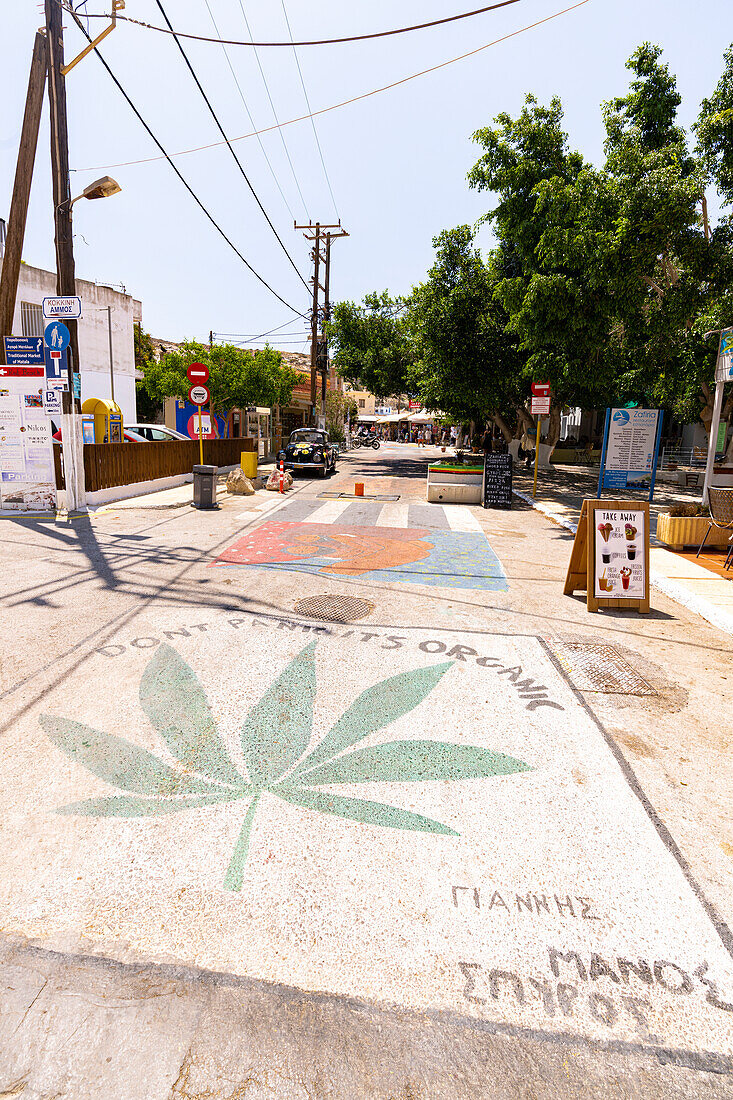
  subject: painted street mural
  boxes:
[40,643,530,891]
[1,615,732,1068]
[212,521,509,591]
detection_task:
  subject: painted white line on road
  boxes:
[444,507,483,533]
[377,501,411,528]
[306,499,353,525]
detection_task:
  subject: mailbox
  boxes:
[81,398,123,443]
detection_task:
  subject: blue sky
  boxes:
[2,0,730,351]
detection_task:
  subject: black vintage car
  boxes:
[277,428,337,477]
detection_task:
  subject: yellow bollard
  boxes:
[240,451,258,479]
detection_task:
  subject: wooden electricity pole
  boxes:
[46,0,80,408]
[295,220,348,425]
[0,32,48,364]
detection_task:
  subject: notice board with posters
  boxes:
[0,367,56,512]
[564,499,650,614]
[482,453,512,509]
[598,408,663,500]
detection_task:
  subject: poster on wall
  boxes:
[0,369,56,512]
[593,506,645,599]
[598,408,662,500]
[174,401,226,439]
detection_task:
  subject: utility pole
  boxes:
[0,32,48,364]
[295,220,348,426]
[46,0,85,509]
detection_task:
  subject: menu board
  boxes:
[482,453,512,509]
[593,507,645,600]
[601,408,661,492]
[0,374,56,512]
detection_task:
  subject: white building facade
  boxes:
[0,261,141,423]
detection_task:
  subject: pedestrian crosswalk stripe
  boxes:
[444,507,483,532]
[376,501,411,528]
[306,499,353,525]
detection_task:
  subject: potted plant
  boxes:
[656,503,728,551]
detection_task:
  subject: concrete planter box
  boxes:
[427,465,483,504]
[656,513,730,552]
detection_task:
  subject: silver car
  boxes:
[126,423,191,442]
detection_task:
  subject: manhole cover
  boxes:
[294,594,375,622]
[545,641,657,696]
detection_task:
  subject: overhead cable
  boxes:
[231,0,311,220]
[66,9,303,314]
[154,0,309,293]
[280,0,339,220]
[200,0,299,222]
[72,0,592,174]
[64,0,525,46]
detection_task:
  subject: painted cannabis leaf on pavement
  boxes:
[40,642,531,890]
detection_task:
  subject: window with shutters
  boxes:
[20,302,44,337]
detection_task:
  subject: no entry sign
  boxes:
[187,362,209,385]
[188,384,209,406]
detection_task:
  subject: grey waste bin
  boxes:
[192,464,218,509]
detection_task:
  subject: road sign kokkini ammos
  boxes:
[531,381,551,397]
[42,296,82,319]
[189,384,209,407]
[187,362,209,384]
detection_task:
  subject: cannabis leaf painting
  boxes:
[40,642,531,891]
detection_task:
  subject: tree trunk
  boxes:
[547,403,561,447]
[515,405,535,438]
[491,410,514,445]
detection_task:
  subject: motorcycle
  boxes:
[353,432,380,450]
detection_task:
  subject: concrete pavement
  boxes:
[1,444,732,1098]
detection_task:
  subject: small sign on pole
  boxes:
[42,296,82,319]
[564,499,650,614]
[530,382,550,497]
[188,381,209,465]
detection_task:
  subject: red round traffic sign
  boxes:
[187,362,209,384]
[188,384,209,406]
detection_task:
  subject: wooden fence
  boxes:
[55,437,255,492]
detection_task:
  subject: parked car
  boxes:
[125,423,190,441]
[277,429,337,477]
[52,427,148,443]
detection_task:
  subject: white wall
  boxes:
[3,262,140,423]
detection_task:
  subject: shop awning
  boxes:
[377,412,411,423]
[408,410,437,422]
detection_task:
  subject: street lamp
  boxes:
[67,175,122,209]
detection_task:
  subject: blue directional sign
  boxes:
[44,346,68,381]
[44,320,70,352]
[2,336,45,365]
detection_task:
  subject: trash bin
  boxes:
[192,464,218,509]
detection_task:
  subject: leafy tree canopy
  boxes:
[327,292,415,399]
[141,341,300,437]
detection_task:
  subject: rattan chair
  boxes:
[697,487,733,557]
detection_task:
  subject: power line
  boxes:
[153,0,309,294]
[200,0,297,222]
[280,0,339,220]
[72,0,591,174]
[66,0,526,46]
[231,0,311,220]
[66,9,303,314]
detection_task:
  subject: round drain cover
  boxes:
[294,594,375,622]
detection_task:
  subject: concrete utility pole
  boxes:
[0,32,48,364]
[295,221,348,426]
[46,0,85,509]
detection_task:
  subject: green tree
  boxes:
[324,390,358,442]
[327,292,415,400]
[694,43,733,208]
[407,227,525,440]
[141,341,299,438]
